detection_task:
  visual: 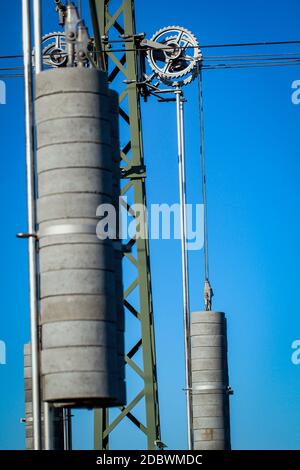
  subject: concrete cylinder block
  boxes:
[35,68,125,407]
[38,168,113,199]
[194,428,226,442]
[192,369,225,384]
[191,311,231,451]
[42,321,117,349]
[36,143,112,174]
[194,440,226,451]
[41,295,116,324]
[192,392,224,407]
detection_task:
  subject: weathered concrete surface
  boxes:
[191,311,231,450]
[35,68,125,407]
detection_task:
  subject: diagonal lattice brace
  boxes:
[103,390,145,438]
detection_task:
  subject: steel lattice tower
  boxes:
[89,0,161,450]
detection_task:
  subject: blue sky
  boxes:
[0,0,300,450]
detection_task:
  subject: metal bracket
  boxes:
[121,165,146,179]
[155,440,168,450]
[186,385,234,395]
[16,232,37,239]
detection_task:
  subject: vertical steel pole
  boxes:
[175,87,193,450]
[22,0,42,451]
[78,0,82,16]
[33,0,49,448]
[67,409,73,450]
[63,409,73,450]
[33,0,42,74]
[33,0,48,449]
[44,402,51,450]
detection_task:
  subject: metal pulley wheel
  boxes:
[146,26,202,87]
[42,32,67,68]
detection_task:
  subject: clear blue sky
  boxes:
[0,0,299,450]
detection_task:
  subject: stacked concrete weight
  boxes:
[191,312,231,450]
[109,90,126,405]
[35,67,123,407]
[24,344,64,450]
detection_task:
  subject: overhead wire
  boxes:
[1,38,300,60]
[202,60,300,70]
[1,58,300,75]
[2,38,300,74]
[200,39,300,49]
[1,53,300,63]
[0,75,23,78]
[203,51,300,61]
[85,39,300,53]
[0,61,299,84]
[0,66,24,79]
[0,66,24,71]
[0,55,23,60]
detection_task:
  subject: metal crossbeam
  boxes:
[90,0,161,450]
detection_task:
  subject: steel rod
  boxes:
[44,402,51,450]
[33,0,50,449]
[22,0,42,450]
[175,88,193,450]
[63,409,73,450]
[67,409,73,450]
[33,0,42,73]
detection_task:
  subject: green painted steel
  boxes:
[89,0,161,450]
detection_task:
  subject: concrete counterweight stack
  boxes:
[35,67,126,408]
[191,311,231,450]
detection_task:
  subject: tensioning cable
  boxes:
[197,62,214,311]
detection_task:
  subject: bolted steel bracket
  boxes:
[121,164,146,179]
[16,232,38,240]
